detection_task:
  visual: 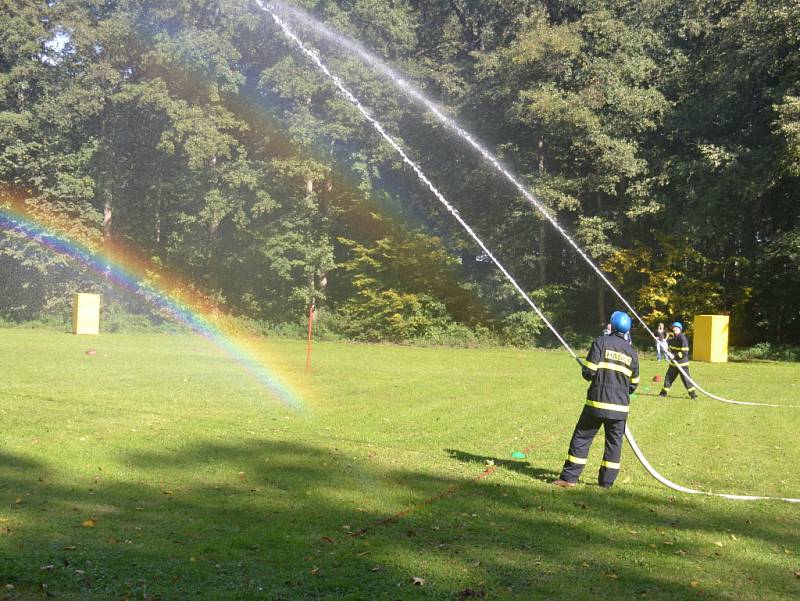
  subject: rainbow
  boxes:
[0,193,307,412]
[0,7,450,413]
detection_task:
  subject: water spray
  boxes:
[255,0,573,360]
[264,0,753,408]
[255,1,799,502]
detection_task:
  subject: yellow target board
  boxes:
[72,293,100,335]
[692,314,728,362]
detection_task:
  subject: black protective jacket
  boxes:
[581,332,640,419]
[667,332,690,366]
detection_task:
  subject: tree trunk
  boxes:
[538,222,547,288]
[100,179,113,282]
[102,189,112,243]
[597,278,606,326]
[596,192,605,323]
[537,137,546,287]
[314,273,327,321]
[306,177,319,317]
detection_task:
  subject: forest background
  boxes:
[1,0,798,350]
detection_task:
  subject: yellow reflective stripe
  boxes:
[687,387,696,392]
[567,455,587,465]
[585,400,630,413]
[597,362,633,377]
[584,361,598,371]
[601,460,621,469]
[631,376,640,384]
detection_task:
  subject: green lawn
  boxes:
[1,329,798,600]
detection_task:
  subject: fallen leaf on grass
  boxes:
[63,545,77,551]
[412,576,425,586]
[320,536,334,544]
[310,567,319,576]
[40,564,55,571]
[370,566,382,573]
[713,541,723,547]
[605,573,618,579]
[14,497,22,505]
[81,519,97,528]
[690,580,700,588]
[794,570,800,578]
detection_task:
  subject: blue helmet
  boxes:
[671,321,683,332]
[610,311,631,334]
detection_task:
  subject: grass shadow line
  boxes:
[445,448,560,483]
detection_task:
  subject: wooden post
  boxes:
[306,303,315,374]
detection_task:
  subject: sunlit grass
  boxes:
[1,329,798,600]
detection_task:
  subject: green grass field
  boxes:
[1,329,798,600]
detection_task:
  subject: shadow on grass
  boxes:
[445,448,560,484]
[632,392,696,400]
[1,439,798,601]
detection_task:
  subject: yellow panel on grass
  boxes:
[72,293,100,335]
[693,314,728,362]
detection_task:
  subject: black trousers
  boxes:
[662,364,695,395]
[560,407,626,487]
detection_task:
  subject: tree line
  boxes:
[1,0,798,345]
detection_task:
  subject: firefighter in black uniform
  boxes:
[658,321,697,399]
[554,311,639,488]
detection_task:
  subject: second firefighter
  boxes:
[659,321,697,399]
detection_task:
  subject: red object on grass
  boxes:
[652,375,662,382]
